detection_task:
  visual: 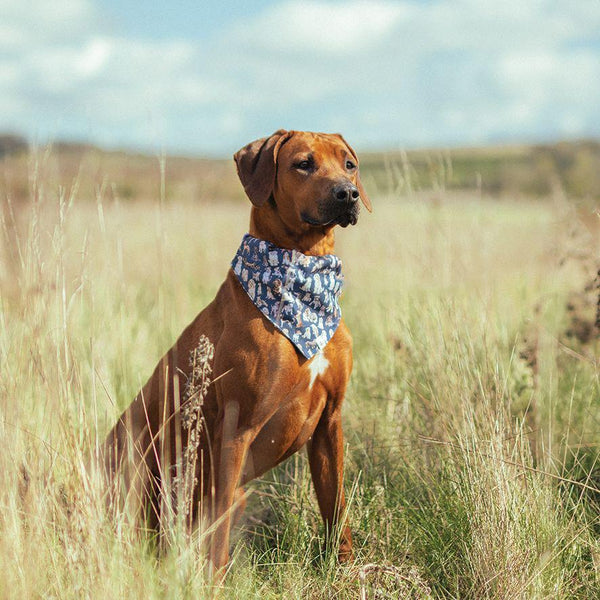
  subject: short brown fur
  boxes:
[101,129,371,577]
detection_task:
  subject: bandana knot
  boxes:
[231,234,344,359]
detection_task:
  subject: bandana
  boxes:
[231,234,344,359]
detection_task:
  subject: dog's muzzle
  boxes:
[330,183,360,228]
[302,183,361,228]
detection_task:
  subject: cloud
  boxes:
[232,0,406,54]
[0,0,599,153]
[0,0,100,50]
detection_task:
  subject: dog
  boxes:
[100,129,371,577]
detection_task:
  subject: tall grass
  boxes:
[0,152,599,598]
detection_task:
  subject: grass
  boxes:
[2,138,600,205]
[0,150,599,598]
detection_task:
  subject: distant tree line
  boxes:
[0,134,28,158]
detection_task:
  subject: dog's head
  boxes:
[234,130,371,230]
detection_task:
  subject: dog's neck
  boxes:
[249,205,336,256]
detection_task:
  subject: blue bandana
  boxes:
[231,234,344,359]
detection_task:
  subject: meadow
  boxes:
[0,147,599,598]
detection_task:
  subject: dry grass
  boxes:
[1,150,599,598]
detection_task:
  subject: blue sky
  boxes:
[2,0,599,156]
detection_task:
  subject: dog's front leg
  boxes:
[307,403,353,562]
[208,399,251,579]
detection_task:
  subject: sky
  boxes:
[1,0,600,156]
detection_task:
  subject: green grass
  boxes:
[1,155,599,598]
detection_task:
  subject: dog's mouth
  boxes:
[301,203,360,228]
[334,212,358,228]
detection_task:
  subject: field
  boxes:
[1,147,599,598]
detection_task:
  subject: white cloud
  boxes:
[233,0,406,54]
[0,0,99,48]
[75,38,111,77]
[0,0,599,153]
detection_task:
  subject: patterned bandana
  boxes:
[231,234,344,359]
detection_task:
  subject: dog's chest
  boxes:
[307,351,329,390]
[271,350,332,424]
[246,350,335,472]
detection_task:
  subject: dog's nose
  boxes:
[332,183,359,203]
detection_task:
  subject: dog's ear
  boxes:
[234,129,292,207]
[334,133,372,213]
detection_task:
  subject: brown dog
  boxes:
[101,129,371,575]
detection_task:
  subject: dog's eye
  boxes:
[345,160,356,170]
[296,159,312,171]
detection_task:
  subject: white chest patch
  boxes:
[308,351,329,390]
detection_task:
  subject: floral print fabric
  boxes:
[231,234,344,359]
